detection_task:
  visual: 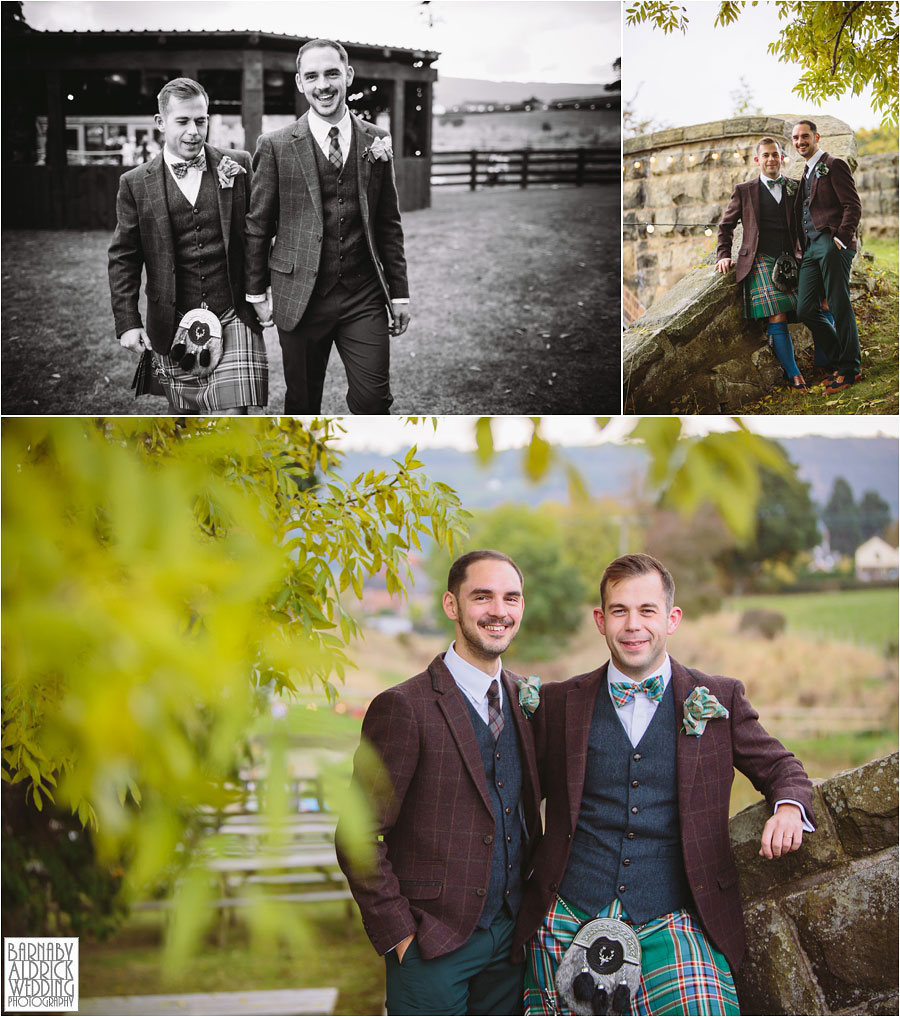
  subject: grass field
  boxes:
[726,586,898,653]
[1,186,620,415]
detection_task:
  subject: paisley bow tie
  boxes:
[609,674,665,708]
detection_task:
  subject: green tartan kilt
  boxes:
[743,254,798,320]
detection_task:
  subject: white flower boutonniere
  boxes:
[516,675,542,719]
[364,136,393,163]
[815,162,830,179]
[216,155,247,189]
[682,686,729,737]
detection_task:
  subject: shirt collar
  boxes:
[444,641,502,704]
[759,173,782,188]
[308,107,351,147]
[163,144,204,168]
[805,148,826,176]
[607,653,672,690]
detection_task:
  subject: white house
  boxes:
[854,536,899,582]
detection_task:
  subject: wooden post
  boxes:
[242,50,264,154]
[520,148,529,189]
[469,150,478,191]
[576,148,586,187]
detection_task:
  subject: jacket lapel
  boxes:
[204,145,233,257]
[748,179,760,231]
[431,657,494,814]
[142,153,174,258]
[293,114,323,226]
[353,114,375,228]
[565,666,606,831]
[672,658,703,814]
[503,671,540,822]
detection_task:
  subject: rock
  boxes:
[821,753,899,857]
[738,609,786,639]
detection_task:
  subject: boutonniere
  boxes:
[216,155,247,189]
[682,686,729,737]
[364,136,393,163]
[516,675,542,718]
[784,178,799,196]
[815,162,829,178]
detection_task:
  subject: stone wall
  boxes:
[856,152,900,238]
[729,753,899,1016]
[623,114,859,311]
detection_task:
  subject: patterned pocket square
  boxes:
[682,686,729,736]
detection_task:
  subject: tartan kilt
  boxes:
[153,308,268,412]
[743,254,797,320]
[524,895,739,1016]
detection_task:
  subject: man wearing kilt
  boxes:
[515,554,816,1016]
[715,137,808,393]
[109,78,267,414]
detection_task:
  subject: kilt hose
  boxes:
[152,307,268,413]
[743,254,797,320]
[524,896,739,1016]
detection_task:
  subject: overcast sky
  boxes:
[624,1,888,132]
[324,416,900,453]
[22,0,621,83]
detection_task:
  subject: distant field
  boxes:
[727,588,898,652]
[433,107,619,151]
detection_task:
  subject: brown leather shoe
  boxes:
[824,373,857,392]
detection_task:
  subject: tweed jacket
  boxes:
[513,658,815,974]
[244,111,409,331]
[716,177,795,283]
[107,145,261,355]
[336,654,542,962]
[792,152,862,254]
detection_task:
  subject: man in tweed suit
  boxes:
[517,553,815,1015]
[108,77,264,413]
[716,137,807,392]
[337,550,542,1015]
[791,119,863,394]
[245,38,410,414]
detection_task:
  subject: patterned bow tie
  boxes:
[766,177,783,189]
[609,674,665,708]
[171,152,206,179]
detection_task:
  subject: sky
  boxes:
[323,416,900,453]
[21,0,621,83]
[624,1,889,132]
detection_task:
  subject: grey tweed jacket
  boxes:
[244,111,409,331]
[107,145,260,354]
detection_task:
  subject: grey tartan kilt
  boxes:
[153,308,268,412]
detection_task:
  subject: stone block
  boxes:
[730,786,844,901]
[781,851,899,1013]
[821,753,899,857]
[735,900,826,1016]
[684,121,724,141]
[834,994,900,1016]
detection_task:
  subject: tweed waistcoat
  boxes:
[757,179,789,258]
[463,692,525,928]
[801,170,824,247]
[312,135,375,296]
[559,677,692,923]
[164,166,232,318]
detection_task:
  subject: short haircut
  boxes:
[600,553,675,612]
[296,38,349,73]
[755,136,782,155]
[447,550,523,599]
[792,119,817,134]
[157,77,209,117]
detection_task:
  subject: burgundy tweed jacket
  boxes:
[244,111,409,332]
[336,654,542,961]
[513,658,815,973]
[792,152,862,254]
[108,145,260,354]
[715,177,794,283]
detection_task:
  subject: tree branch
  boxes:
[832,2,864,75]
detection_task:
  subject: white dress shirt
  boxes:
[163,145,204,206]
[759,173,783,204]
[308,107,352,164]
[444,641,502,724]
[606,654,813,830]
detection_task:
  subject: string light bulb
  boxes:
[668,155,675,164]
[704,227,713,237]
[689,153,696,163]
[634,160,642,169]
[646,224,655,234]
[711,151,719,160]
[649,155,657,164]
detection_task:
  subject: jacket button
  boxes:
[505,807,511,815]
[618,884,626,893]
[627,832,635,840]
[631,780,639,787]
[476,888,486,897]
[483,834,493,845]
[550,882,558,892]
[623,859,631,866]
[633,753,641,761]
[696,884,704,892]
[497,780,504,788]
[631,806,638,814]
[567,833,572,841]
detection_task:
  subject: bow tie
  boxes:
[170,152,206,179]
[766,177,783,189]
[609,674,665,708]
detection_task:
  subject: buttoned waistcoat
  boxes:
[108,145,260,354]
[513,658,815,974]
[792,152,862,255]
[716,177,795,284]
[336,654,542,962]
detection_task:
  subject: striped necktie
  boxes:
[487,679,504,740]
[328,126,343,172]
[609,674,665,708]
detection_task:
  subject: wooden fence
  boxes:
[431,146,619,190]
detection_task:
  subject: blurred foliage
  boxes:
[428,504,587,659]
[823,476,864,554]
[2,417,468,966]
[856,124,900,155]
[626,1,900,124]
